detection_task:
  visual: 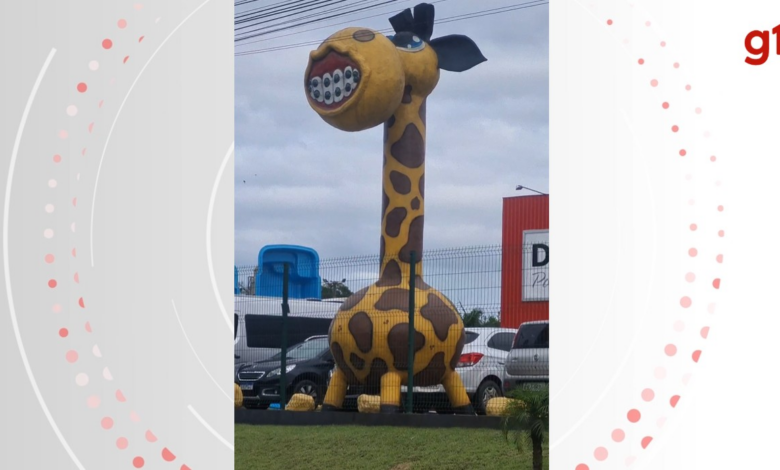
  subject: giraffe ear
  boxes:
[430,35,487,72]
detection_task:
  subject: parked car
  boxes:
[236,335,332,409]
[402,327,518,414]
[235,335,362,410]
[503,320,549,394]
[234,294,343,365]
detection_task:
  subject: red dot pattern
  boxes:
[575,10,724,470]
[47,6,188,469]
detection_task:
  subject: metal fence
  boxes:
[234,244,548,415]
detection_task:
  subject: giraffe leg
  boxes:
[322,368,348,411]
[441,371,476,415]
[379,371,402,413]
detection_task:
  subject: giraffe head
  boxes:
[304,3,487,132]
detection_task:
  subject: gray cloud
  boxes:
[235,0,548,266]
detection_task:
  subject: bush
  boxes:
[501,386,549,470]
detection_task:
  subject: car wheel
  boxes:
[476,380,502,414]
[292,379,323,405]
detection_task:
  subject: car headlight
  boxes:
[267,365,296,377]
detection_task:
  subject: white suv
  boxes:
[503,320,549,394]
[457,327,518,413]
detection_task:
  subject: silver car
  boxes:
[503,320,549,394]
[403,327,517,414]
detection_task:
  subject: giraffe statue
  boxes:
[304,3,487,414]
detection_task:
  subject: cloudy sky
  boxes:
[234,0,548,267]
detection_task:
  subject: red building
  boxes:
[501,195,549,328]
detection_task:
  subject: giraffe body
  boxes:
[304,3,486,413]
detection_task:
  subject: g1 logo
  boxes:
[745,26,780,65]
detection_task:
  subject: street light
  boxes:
[515,185,547,195]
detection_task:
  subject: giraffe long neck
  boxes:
[378,86,427,287]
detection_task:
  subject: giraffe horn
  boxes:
[412,3,435,41]
[389,8,414,34]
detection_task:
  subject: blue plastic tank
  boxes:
[254,245,322,299]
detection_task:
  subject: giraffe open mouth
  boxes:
[307,50,361,111]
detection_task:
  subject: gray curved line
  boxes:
[550,110,659,450]
[207,143,235,333]
[171,299,232,401]
[90,0,214,267]
[4,48,86,470]
[188,405,234,451]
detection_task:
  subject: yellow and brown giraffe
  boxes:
[304,3,487,414]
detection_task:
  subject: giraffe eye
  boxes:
[389,32,425,52]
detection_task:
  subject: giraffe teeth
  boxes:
[323,72,334,105]
[333,69,344,103]
[343,66,355,97]
[310,75,324,102]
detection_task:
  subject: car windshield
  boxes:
[512,323,549,349]
[270,337,329,361]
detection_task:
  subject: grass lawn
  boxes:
[235,424,549,470]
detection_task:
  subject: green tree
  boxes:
[458,303,501,327]
[322,279,353,299]
[502,387,549,470]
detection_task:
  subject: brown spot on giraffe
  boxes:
[382,190,389,216]
[402,85,413,104]
[420,293,459,341]
[385,207,407,238]
[339,287,369,311]
[348,312,374,353]
[364,358,389,387]
[389,171,412,195]
[350,353,366,370]
[419,99,426,122]
[331,342,358,384]
[379,235,386,265]
[384,115,395,144]
[348,312,373,353]
[399,215,423,263]
[352,29,375,42]
[390,124,424,168]
[377,259,402,287]
[410,197,420,210]
[414,276,431,291]
[414,352,446,387]
[375,288,408,311]
[419,173,424,198]
[387,323,426,370]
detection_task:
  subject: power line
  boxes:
[235,0,547,56]
[235,0,443,47]
[237,0,385,34]
[235,0,294,8]
[236,0,399,42]
[236,0,321,19]
[236,0,346,28]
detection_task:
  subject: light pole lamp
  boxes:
[515,185,547,195]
